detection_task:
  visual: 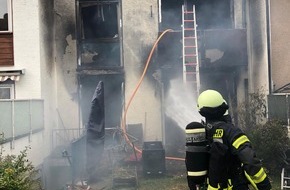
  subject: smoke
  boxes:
[165,78,203,130]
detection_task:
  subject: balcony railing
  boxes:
[51,128,86,150]
[0,99,44,143]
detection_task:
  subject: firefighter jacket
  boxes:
[205,120,272,190]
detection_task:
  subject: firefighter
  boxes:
[197,89,272,190]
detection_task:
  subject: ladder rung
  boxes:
[185,63,197,66]
[184,28,195,31]
[183,6,198,85]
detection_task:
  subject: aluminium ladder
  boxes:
[182,4,200,96]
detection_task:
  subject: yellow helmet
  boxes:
[197,90,228,119]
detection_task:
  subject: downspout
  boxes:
[266,0,272,94]
[75,0,82,131]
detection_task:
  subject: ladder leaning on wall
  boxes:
[182,4,200,96]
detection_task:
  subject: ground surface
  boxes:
[83,160,282,190]
[64,142,281,190]
[69,159,187,190]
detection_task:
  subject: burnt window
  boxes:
[81,2,118,39]
[78,1,121,68]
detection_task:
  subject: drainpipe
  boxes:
[266,0,272,94]
[161,82,165,146]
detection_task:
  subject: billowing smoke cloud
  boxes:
[165,78,203,130]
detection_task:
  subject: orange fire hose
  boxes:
[121,29,185,161]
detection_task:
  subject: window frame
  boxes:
[0,83,14,99]
[0,0,12,33]
[80,1,119,40]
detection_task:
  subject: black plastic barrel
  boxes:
[142,141,166,175]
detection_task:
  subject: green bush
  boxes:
[0,134,39,190]
[237,89,267,132]
[235,90,290,174]
[248,120,290,174]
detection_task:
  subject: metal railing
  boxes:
[51,128,86,150]
[51,127,140,152]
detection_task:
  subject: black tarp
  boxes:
[86,81,105,182]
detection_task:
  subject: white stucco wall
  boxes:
[269,0,290,92]
[122,0,162,141]
[1,0,41,98]
[0,0,47,165]
[2,132,46,166]
[1,0,79,167]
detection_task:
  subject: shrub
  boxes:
[248,120,290,174]
[237,89,267,132]
[0,133,39,190]
[235,90,290,174]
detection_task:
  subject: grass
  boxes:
[138,175,188,190]
[270,174,282,190]
[88,155,284,190]
[137,173,283,190]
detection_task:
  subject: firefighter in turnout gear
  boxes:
[197,89,272,190]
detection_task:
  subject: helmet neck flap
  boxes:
[199,102,229,120]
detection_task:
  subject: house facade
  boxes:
[0,0,289,188]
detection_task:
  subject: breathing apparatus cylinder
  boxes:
[185,122,209,189]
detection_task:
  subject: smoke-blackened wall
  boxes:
[194,0,232,29]
[246,0,269,93]
[122,0,162,141]
[54,0,79,130]
[39,0,56,161]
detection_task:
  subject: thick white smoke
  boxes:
[165,78,203,129]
